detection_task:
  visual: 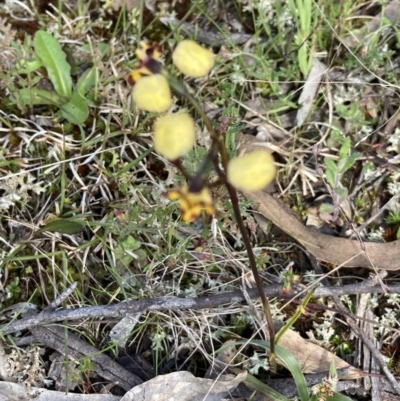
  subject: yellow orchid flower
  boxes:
[135,41,162,62]
[127,65,151,86]
[166,185,215,222]
[172,40,214,78]
[132,74,172,112]
[127,42,162,85]
[227,150,276,191]
[153,113,195,160]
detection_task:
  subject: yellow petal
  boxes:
[165,190,182,200]
[135,42,162,61]
[136,43,149,61]
[127,66,151,85]
[183,205,203,222]
[179,198,191,212]
[205,204,215,215]
[153,113,195,160]
[195,188,213,205]
[132,74,172,112]
[227,150,276,191]
[172,40,214,78]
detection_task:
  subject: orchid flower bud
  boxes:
[153,112,195,160]
[172,40,214,78]
[227,150,276,191]
[132,74,172,112]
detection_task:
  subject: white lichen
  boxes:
[0,172,45,212]
[239,0,294,27]
[243,351,269,375]
[6,346,45,388]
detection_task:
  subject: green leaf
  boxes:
[18,88,66,106]
[337,153,361,174]
[34,31,72,98]
[274,345,309,401]
[298,44,310,76]
[16,58,43,74]
[37,218,85,234]
[324,157,338,173]
[325,168,336,188]
[319,203,335,214]
[233,340,309,401]
[334,187,348,199]
[338,137,351,158]
[324,157,338,187]
[230,368,289,400]
[75,67,98,96]
[329,355,336,377]
[396,227,400,239]
[60,91,89,124]
[114,245,134,266]
[120,235,142,251]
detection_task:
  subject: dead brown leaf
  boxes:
[237,133,400,271]
[279,329,361,377]
[243,188,400,270]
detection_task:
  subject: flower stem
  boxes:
[167,72,277,370]
[226,183,276,372]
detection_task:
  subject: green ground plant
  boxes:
[11,31,98,125]
[321,137,361,218]
[231,340,353,401]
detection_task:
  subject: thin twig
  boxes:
[46,281,78,311]
[309,252,400,395]
[333,295,400,395]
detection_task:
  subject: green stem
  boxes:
[167,71,276,370]
[275,290,314,344]
[188,146,218,192]
[166,73,225,156]
[171,159,192,181]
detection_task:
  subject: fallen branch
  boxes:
[0,381,120,401]
[30,325,142,391]
[2,280,400,335]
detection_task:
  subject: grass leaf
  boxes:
[275,344,310,401]
[234,340,310,401]
[230,368,289,400]
[37,218,85,234]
